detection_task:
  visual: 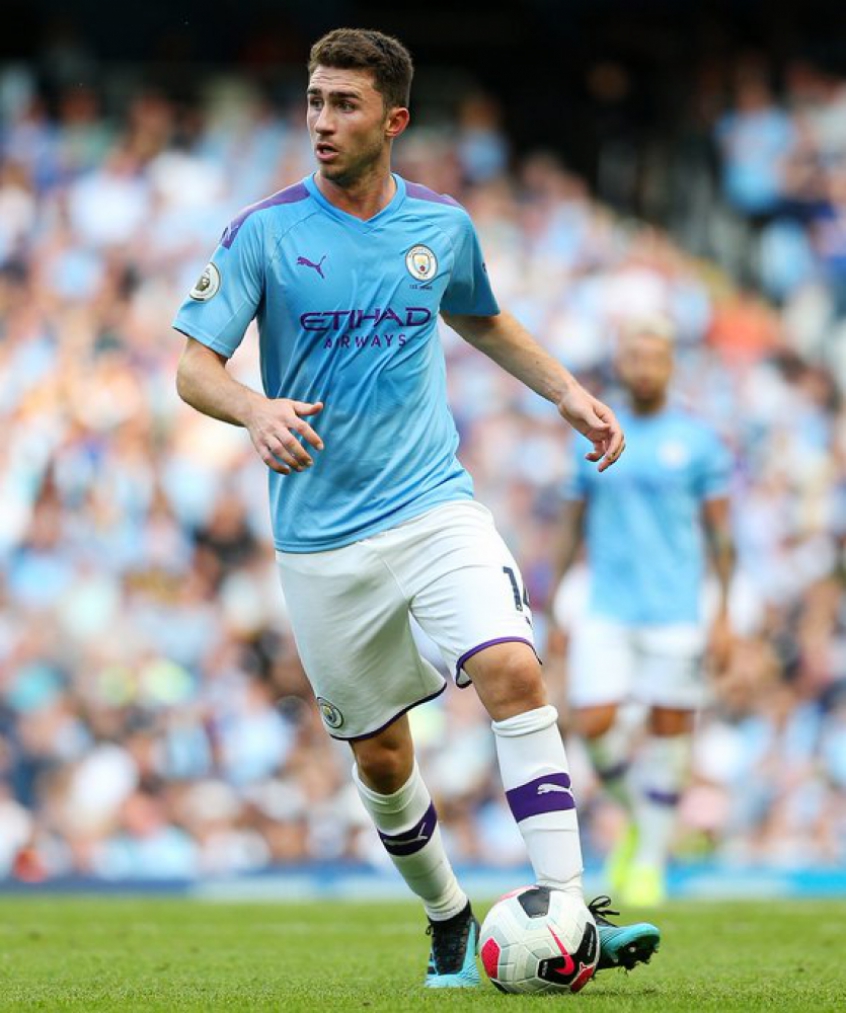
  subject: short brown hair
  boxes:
[308,28,414,110]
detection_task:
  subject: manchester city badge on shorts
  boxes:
[405,244,437,282]
[189,262,221,301]
[316,697,344,729]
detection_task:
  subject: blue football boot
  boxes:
[424,901,481,988]
[589,896,661,972]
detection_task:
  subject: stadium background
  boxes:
[1,0,845,897]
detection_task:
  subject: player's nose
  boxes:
[313,106,335,134]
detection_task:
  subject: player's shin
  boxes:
[583,720,634,812]
[630,733,691,873]
[492,704,584,899]
[353,762,468,921]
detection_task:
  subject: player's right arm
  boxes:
[172,211,323,475]
[549,498,587,594]
[175,339,324,475]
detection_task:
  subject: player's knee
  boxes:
[352,740,413,794]
[574,704,619,739]
[649,706,695,736]
[471,648,547,721]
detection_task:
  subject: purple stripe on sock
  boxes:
[646,788,680,807]
[597,761,629,782]
[506,773,575,823]
[378,802,437,857]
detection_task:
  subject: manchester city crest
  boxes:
[189,262,221,301]
[405,244,438,282]
[316,697,344,729]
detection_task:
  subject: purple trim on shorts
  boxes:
[378,802,437,857]
[404,181,462,207]
[645,788,681,807]
[327,683,447,742]
[506,773,575,823]
[221,182,310,248]
[455,637,537,682]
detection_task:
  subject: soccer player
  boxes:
[174,28,660,987]
[551,317,735,907]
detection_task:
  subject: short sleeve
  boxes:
[172,213,265,358]
[695,427,732,500]
[441,214,499,316]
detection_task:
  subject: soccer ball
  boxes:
[479,885,599,994]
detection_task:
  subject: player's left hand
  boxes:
[557,387,625,472]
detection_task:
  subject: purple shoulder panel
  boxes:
[220,181,310,248]
[404,181,462,208]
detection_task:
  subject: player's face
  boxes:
[617,333,674,406]
[307,66,403,185]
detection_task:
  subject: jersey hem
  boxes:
[273,490,475,554]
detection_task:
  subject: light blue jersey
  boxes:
[564,406,731,624]
[174,174,498,552]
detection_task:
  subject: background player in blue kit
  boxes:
[174,28,659,987]
[551,317,736,908]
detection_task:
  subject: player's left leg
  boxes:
[464,642,583,896]
[464,642,660,972]
[393,501,660,973]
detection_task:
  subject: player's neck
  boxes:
[629,394,667,416]
[314,164,397,221]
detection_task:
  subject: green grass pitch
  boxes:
[0,898,844,1010]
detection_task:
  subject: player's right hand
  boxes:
[245,396,324,474]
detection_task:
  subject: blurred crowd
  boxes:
[0,56,844,883]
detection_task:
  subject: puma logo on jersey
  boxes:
[297,255,327,278]
[537,783,572,795]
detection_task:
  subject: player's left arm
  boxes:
[442,309,625,472]
[702,495,736,671]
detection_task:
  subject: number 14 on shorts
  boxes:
[503,566,531,613]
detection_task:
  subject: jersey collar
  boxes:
[304,173,407,231]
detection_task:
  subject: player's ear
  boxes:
[385,106,410,140]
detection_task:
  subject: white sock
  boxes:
[630,734,692,869]
[492,704,584,899]
[584,721,633,812]
[353,762,468,921]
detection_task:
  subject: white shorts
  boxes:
[568,616,706,710]
[276,501,536,740]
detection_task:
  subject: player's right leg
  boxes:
[275,540,478,988]
[624,624,705,907]
[569,619,639,893]
[624,705,695,908]
[574,704,638,895]
[350,719,480,988]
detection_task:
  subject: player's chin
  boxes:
[316,159,348,181]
